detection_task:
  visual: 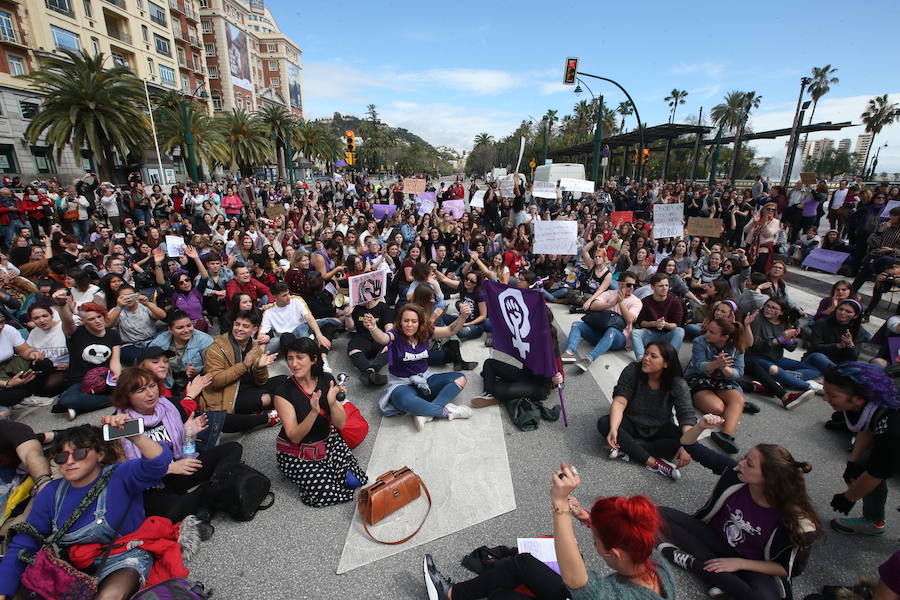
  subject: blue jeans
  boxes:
[631,327,686,360]
[72,220,90,243]
[802,351,835,374]
[684,323,703,339]
[58,383,113,412]
[565,322,626,361]
[388,371,465,417]
[133,208,150,225]
[746,356,819,391]
[541,288,568,302]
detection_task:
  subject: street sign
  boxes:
[529,159,536,169]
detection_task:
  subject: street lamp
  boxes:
[574,77,604,187]
[181,82,208,182]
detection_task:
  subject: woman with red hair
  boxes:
[422,465,674,599]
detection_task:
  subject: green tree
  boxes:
[616,101,633,133]
[359,104,397,172]
[811,148,853,179]
[20,49,150,181]
[156,104,226,176]
[711,90,761,132]
[807,65,839,127]
[473,132,494,147]
[664,89,689,123]
[257,104,296,180]
[216,109,270,177]
[860,94,899,175]
[294,121,336,169]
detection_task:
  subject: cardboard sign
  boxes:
[533,220,578,255]
[610,211,633,226]
[265,204,285,219]
[470,190,486,208]
[532,181,557,199]
[499,175,515,196]
[403,178,426,195]
[881,200,900,219]
[417,191,436,215]
[372,204,397,220]
[165,235,185,257]
[799,172,817,185]
[686,217,723,238]
[559,178,595,194]
[652,203,684,239]
[802,248,850,274]
[442,199,465,219]
[348,270,388,307]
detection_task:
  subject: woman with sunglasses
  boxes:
[743,201,780,274]
[433,269,490,342]
[155,245,211,333]
[0,420,170,600]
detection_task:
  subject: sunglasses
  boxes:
[53,447,90,465]
[621,282,636,288]
[465,278,478,283]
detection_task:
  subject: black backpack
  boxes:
[206,462,275,521]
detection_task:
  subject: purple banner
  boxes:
[801,248,850,274]
[889,337,900,365]
[442,199,465,219]
[372,203,397,220]
[483,280,556,378]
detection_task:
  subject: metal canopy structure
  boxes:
[548,123,713,156]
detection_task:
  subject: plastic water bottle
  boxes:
[183,423,198,459]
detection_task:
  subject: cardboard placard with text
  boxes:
[403,178,426,195]
[348,270,388,307]
[610,211,633,226]
[686,217,723,238]
[799,172,817,185]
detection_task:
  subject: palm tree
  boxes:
[151,90,184,111]
[156,105,226,176]
[294,120,335,168]
[473,132,494,147]
[711,90,761,132]
[215,109,270,177]
[616,101,633,132]
[807,65,839,126]
[20,49,150,181]
[664,89,689,123]
[257,104,296,179]
[860,94,900,175]
[543,109,558,140]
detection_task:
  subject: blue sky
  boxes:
[268,0,900,172]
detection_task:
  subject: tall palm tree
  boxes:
[860,94,900,175]
[215,109,270,177]
[664,89,689,123]
[711,90,761,132]
[543,109,558,140]
[807,65,839,126]
[616,101,633,132]
[156,105,226,176]
[257,104,296,179]
[294,120,335,168]
[151,90,185,111]
[20,49,150,181]
[473,132,494,147]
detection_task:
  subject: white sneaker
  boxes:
[608,448,630,462]
[445,403,472,420]
[321,355,333,374]
[19,395,55,407]
[808,380,825,395]
[412,414,433,431]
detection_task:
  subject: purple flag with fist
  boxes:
[483,280,556,377]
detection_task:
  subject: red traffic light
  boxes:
[563,57,578,85]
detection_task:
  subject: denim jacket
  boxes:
[149,329,214,388]
[684,335,745,380]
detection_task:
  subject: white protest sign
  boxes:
[347,183,356,194]
[348,270,388,307]
[882,200,900,218]
[470,190,486,208]
[499,176,515,196]
[652,203,684,239]
[165,235,185,257]
[533,220,578,255]
[559,178,595,194]
[532,181,557,199]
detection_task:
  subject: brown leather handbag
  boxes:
[357,466,431,545]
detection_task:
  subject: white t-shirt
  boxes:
[72,285,100,308]
[261,297,311,336]
[99,194,119,217]
[830,189,848,210]
[28,321,69,367]
[0,325,25,363]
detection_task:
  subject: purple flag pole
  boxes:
[558,383,568,427]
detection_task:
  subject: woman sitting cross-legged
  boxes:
[0,420,171,600]
[423,465,675,600]
[112,366,241,530]
[657,414,821,600]
[273,336,368,507]
[363,302,473,432]
[597,341,696,481]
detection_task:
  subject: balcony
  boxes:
[102,0,126,9]
[168,0,181,12]
[45,0,75,17]
[107,28,131,44]
[0,27,18,45]
[183,4,197,21]
[177,54,186,67]
[171,25,187,41]
[187,33,200,48]
[149,13,166,26]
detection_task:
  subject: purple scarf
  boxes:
[118,397,184,460]
[844,402,879,433]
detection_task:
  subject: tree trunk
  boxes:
[98,145,116,183]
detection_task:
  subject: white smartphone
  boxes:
[102,418,144,441]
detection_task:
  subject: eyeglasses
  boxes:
[465,278,478,284]
[53,447,90,465]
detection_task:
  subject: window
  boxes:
[154,35,170,56]
[80,150,94,172]
[271,77,279,88]
[82,0,92,17]
[148,1,166,25]
[192,53,200,68]
[90,38,99,55]
[0,145,18,173]
[19,101,39,119]
[111,51,129,68]
[146,57,154,74]
[51,26,80,51]
[267,60,276,71]
[0,11,16,43]
[159,64,175,86]
[211,95,222,110]
[204,42,214,56]
[31,147,55,174]
[201,20,211,33]
[45,0,72,16]
[180,73,190,92]
[176,46,186,65]
[136,0,142,8]
[8,55,25,76]
[198,0,207,7]
[207,64,217,78]
[266,43,276,52]
[141,24,148,41]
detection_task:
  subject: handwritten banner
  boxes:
[403,178,426,195]
[652,203,684,239]
[442,199,465,219]
[470,190,486,208]
[799,172,817,185]
[372,204,397,220]
[686,217,723,238]
[165,235,185,257]
[882,200,900,219]
[802,248,850,274]
[610,211,633,226]
[532,181,557,199]
[416,191,436,215]
[559,178,595,194]
[533,220,578,255]
[348,270,388,307]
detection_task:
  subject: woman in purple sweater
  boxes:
[0,420,170,600]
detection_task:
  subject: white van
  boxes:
[533,163,586,184]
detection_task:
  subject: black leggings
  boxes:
[347,335,387,374]
[143,441,243,522]
[0,371,68,406]
[480,358,548,403]
[222,376,287,433]
[452,553,567,600]
[596,415,681,465]
[743,354,786,399]
[660,507,784,600]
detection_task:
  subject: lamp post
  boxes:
[143,79,165,185]
[181,82,208,182]
[574,78,603,188]
[868,143,888,179]
[575,70,644,182]
[780,76,812,188]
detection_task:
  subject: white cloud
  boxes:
[301,62,411,101]
[670,62,725,78]
[402,68,522,95]
[538,81,573,95]
[379,101,522,151]
[688,84,722,99]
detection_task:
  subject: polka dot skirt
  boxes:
[277,426,369,507]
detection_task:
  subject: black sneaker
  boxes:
[484,333,493,348]
[453,361,478,371]
[711,431,738,454]
[196,521,215,541]
[657,542,695,571]
[424,554,451,600]
[367,371,388,386]
[742,400,761,415]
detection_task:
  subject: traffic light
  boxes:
[642,148,650,165]
[631,150,639,163]
[345,130,355,153]
[344,152,354,166]
[563,57,578,85]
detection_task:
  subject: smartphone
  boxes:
[102,418,144,441]
[19,369,34,378]
[125,293,139,302]
[105,371,117,387]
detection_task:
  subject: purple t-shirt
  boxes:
[386,332,429,378]
[709,485,781,561]
[880,549,900,594]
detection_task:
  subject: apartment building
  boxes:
[853,134,873,169]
